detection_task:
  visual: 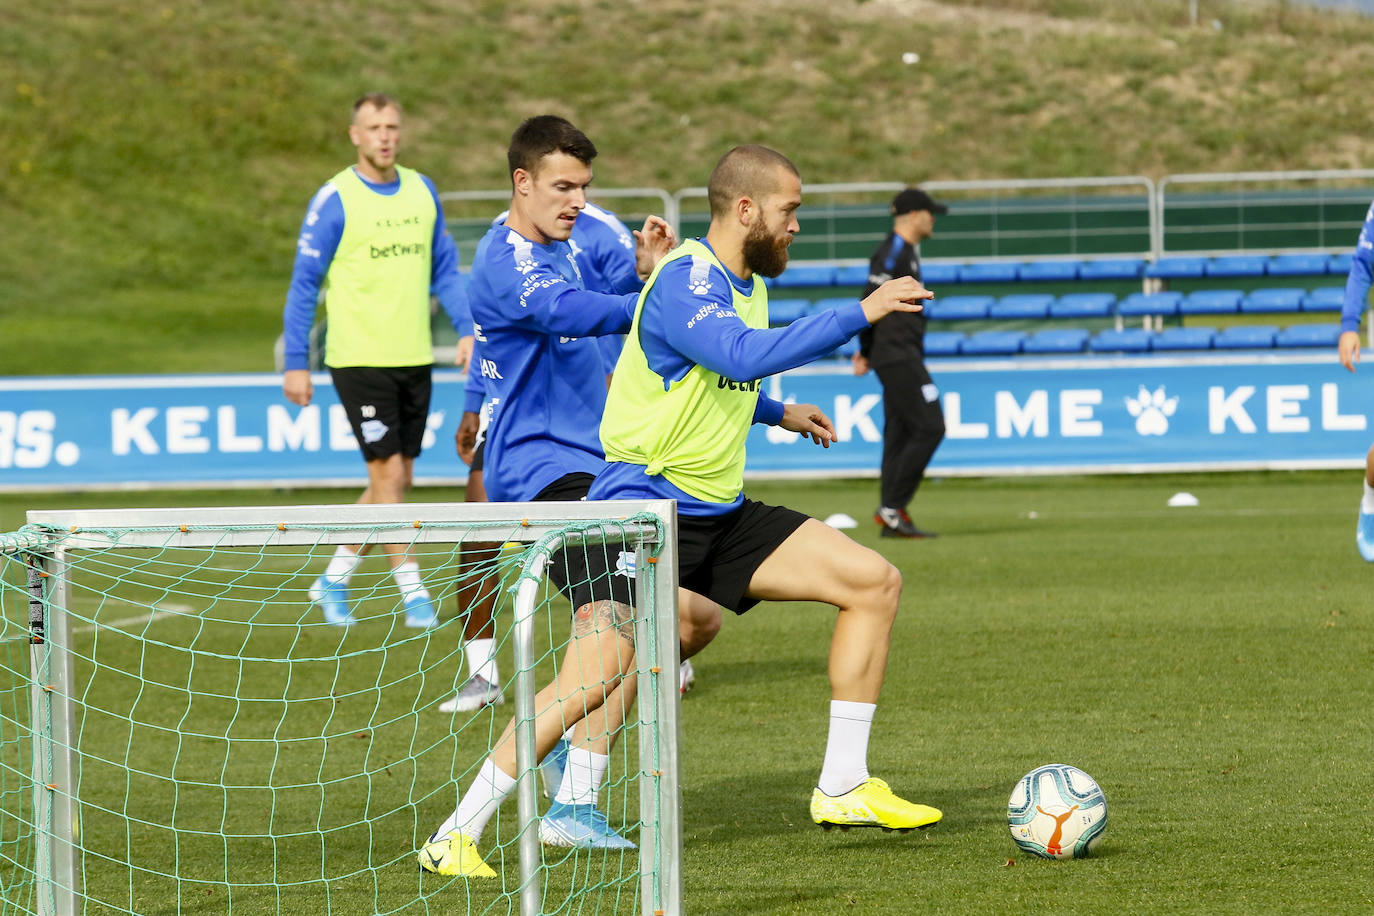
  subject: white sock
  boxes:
[1361,480,1374,515]
[463,638,499,685]
[323,546,361,584]
[817,700,875,796]
[392,561,429,601]
[432,757,516,842]
[554,747,609,806]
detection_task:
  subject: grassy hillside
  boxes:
[5,0,1374,375]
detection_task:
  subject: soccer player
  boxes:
[417,144,939,879]
[441,199,695,716]
[418,116,716,874]
[1337,198,1374,559]
[281,93,473,628]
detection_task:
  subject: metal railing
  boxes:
[441,169,1374,266]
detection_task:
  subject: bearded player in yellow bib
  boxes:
[416,145,939,879]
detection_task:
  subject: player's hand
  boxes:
[455,411,480,465]
[859,277,933,325]
[633,215,678,280]
[1339,330,1361,372]
[852,353,869,376]
[283,369,313,406]
[779,402,836,448]
[455,335,475,372]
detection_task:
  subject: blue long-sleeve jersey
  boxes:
[591,239,870,516]
[467,220,641,502]
[281,168,470,371]
[1341,200,1374,334]
[463,202,645,415]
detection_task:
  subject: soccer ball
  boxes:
[1007,764,1107,859]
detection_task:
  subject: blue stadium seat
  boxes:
[989,294,1054,319]
[1240,288,1303,313]
[1152,326,1217,351]
[768,298,811,326]
[1146,257,1208,279]
[1275,323,1342,348]
[1301,287,1344,312]
[1018,260,1082,282]
[1050,292,1116,319]
[1205,255,1267,278]
[961,330,1027,355]
[958,262,1021,284]
[1213,325,1278,349]
[1328,253,1353,275]
[921,262,961,285]
[925,295,993,321]
[1267,254,1329,277]
[1089,328,1152,352]
[774,264,836,288]
[1180,289,1242,315]
[1118,291,1182,317]
[1022,328,1090,354]
[1077,258,1145,280]
[832,263,870,286]
[923,331,964,356]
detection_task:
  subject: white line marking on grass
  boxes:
[3,603,196,642]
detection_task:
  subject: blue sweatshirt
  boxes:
[1341,200,1374,334]
[281,169,470,371]
[590,239,870,516]
[467,220,639,502]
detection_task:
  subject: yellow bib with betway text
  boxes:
[601,239,769,503]
[323,165,435,368]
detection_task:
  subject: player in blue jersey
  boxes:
[587,145,942,838]
[418,116,722,875]
[417,144,936,880]
[441,199,694,716]
[281,93,473,628]
[1337,199,1374,560]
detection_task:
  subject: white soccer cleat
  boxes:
[439,675,504,714]
[679,658,695,696]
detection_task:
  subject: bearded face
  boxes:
[742,212,792,278]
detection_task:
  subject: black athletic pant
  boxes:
[874,360,946,511]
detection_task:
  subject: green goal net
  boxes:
[0,500,682,916]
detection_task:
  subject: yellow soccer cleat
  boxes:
[417,831,498,878]
[810,777,943,833]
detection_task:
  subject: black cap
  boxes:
[891,187,948,216]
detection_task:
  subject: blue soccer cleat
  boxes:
[538,801,636,849]
[1358,512,1374,562]
[403,593,439,628]
[540,738,570,799]
[309,576,355,627]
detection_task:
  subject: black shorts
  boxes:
[559,494,808,615]
[470,440,485,474]
[329,365,432,462]
[529,473,636,610]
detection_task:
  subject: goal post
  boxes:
[0,500,683,916]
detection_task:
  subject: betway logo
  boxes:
[370,242,427,259]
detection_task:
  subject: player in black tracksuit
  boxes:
[855,188,948,538]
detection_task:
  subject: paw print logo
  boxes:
[515,255,538,274]
[688,277,712,296]
[1125,385,1177,436]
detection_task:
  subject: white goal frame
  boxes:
[9,499,684,916]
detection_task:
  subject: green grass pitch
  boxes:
[3,471,1373,914]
